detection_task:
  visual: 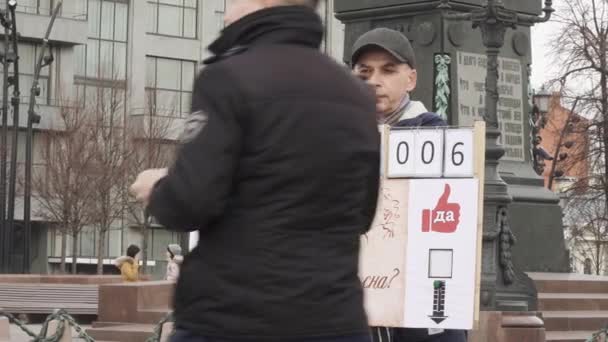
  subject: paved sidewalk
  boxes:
[9,323,92,341]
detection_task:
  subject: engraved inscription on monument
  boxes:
[456,51,524,161]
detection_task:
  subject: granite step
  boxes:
[86,323,155,342]
[543,310,608,331]
[529,272,608,294]
[546,330,600,342]
[539,293,608,311]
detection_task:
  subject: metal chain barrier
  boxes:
[145,312,174,342]
[37,309,67,342]
[0,309,175,342]
[0,310,39,339]
[587,328,608,342]
[1,308,174,342]
[54,310,96,342]
[1,308,96,342]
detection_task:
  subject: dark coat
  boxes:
[148,5,380,340]
[394,112,447,128]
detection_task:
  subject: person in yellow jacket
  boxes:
[114,244,140,282]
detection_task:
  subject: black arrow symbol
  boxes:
[429,280,448,325]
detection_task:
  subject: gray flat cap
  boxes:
[351,28,416,68]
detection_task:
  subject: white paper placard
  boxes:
[387,130,416,178]
[360,122,485,330]
[412,130,444,178]
[403,179,480,330]
[443,129,474,178]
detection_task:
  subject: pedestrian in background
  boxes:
[114,244,140,282]
[166,243,183,282]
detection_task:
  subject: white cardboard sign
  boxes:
[403,179,479,329]
[360,179,480,329]
[361,123,485,330]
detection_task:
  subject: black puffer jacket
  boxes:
[148,5,380,341]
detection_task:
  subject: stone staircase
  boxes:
[86,281,174,342]
[530,272,608,342]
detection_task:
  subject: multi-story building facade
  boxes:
[2,0,345,277]
[536,91,589,193]
[534,91,603,274]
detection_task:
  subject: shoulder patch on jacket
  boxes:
[179,110,209,143]
[203,45,249,65]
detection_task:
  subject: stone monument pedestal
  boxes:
[335,0,568,314]
[87,281,174,342]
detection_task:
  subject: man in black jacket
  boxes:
[351,28,467,342]
[130,1,380,341]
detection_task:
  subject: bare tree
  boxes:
[548,0,608,195]
[124,93,177,273]
[537,95,588,190]
[32,96,96,274]
[86,82,131,274]
[546,0,608,271]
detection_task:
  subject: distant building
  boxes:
[534,90,589,194]
[1,0,345,276]
[534,90,603,274]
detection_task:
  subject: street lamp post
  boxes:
[0,3,11,274]
[4,0,19,274]
[23,0,62,273]
[438,0,554,310]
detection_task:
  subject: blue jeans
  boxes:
[170,329,372,342]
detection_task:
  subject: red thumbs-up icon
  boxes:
[422,184,461,233]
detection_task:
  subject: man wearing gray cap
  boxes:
[351,28,466,342]
[351,27,433,126]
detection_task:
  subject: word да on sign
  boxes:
[387,128,474,179]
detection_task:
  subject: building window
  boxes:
[0,42,53,105]
[146,226,183,261]
[74,0,128,82]
[584,258,592,274]
[147,0,198,38]
[16,0,51,15]
[74,0,128,104]
[61,0,89,20]
[13,0,88,19]
[146,56,195,118]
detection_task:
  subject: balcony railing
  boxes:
[10,3,87,20]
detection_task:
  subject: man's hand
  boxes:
[130,168,169,206]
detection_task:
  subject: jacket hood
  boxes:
[114,256,134,267]
[206,5,323,64]
[172,255,184,265]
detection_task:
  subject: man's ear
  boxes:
[406,69,418,93]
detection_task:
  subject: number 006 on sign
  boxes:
[387,128,474,178]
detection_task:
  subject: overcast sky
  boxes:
[530,18,561,90]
